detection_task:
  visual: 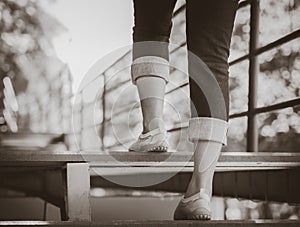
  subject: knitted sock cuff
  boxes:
[188,117,228,145]
[131,56,169,85]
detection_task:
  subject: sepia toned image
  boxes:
[0,0,300,226]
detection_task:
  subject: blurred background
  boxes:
[0,0,299,222]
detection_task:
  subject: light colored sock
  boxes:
[136,76,166,101]
[182,189,210,203]
[136,76,166,132]
[194,141,222,173]
[185,141,222,198]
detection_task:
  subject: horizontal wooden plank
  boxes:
[0,220,300,227]
[2,150,300,163]
[0,151,300,176]
[89,164,300,176]
[89,169,300,203]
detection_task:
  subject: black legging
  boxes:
[132,0,238,121]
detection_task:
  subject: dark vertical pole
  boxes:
[100,74,106,151]
[43,201,47,221]
[247,0,260,152]
[0,77,5,130]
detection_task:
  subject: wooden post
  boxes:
[62,163,91,221]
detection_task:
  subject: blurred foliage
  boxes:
[225,198,300,220]
[0,0,42,96]
[1,0,42,130]
[0,0,71,133]
[227,0,300,152]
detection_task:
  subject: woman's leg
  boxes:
[174,0,238,220]
[130,0,177,152]
[136,77,166,133]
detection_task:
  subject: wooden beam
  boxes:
[90,169,300,204]
[62,163,91,222]
[0,151,300,169]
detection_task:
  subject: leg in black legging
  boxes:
[178,0,238,219]
[187,0,238,120]
[130,0,177,151]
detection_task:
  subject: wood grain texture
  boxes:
[0,150,300,170]
[65,163,91,221]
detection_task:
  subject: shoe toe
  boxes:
[128,142,139,152]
